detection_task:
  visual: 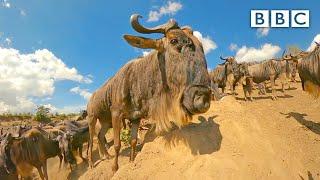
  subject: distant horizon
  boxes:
[0,0,319,113]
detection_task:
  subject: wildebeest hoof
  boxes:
[129,156,135,162]
[89,162,94,169]
[102,154,112,160]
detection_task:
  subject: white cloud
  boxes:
[0,47,92,113]
[148,1,182,22]
[4,38,12,46]
[57,104,86,114]
[2,0,10,8]
[307,34,320,52]
[0,97,35,114]
[235,43,281,62]
[229,43,238,51]
[42,103,86,114]
[256,27,270,38]
[193,31,217,55]
[142,50,151,57]
[70,86,92,100]
[20,9,26,16]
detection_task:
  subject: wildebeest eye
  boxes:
[170,39,178,44]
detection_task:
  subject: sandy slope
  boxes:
[48,81,320,180]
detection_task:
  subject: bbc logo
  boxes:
[251,10,309,28]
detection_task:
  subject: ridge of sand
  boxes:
[47,82,320,180]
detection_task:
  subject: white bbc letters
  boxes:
[251,10,310,28]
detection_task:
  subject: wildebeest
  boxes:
[210,56,250,97]
[43,120,89,168]
[4,127,62,180]
[286,42,320,98]
[210,56,235,95]
[0,133,18,180]
[77,110,88,121]
[272,53,297,92]
[87,14,211,171]
[57,123,89,166]
[247,58,283,100]
[247,52,298,100]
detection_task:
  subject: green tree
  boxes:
[34,105,51,123]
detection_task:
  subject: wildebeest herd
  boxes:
[0,14,319,179]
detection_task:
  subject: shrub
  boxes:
[34,106,51,123]
[120,128,131,145]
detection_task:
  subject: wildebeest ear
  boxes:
[123,35,163,51]
[181,26,193,34]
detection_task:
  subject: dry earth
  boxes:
[45,81,319,180]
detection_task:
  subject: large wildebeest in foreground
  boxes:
[87,14,212,171]
[287,42,320,98]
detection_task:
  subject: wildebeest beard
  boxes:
[151,42,210,133]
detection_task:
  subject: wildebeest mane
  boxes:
[299,45,320,98]
[91,48,201,133]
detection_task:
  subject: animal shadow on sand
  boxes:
[144,115,222,155]
[281,112,320,135]
[235,94,293,101]
[299,171,316,180]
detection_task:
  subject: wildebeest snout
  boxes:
[182,85,211,115]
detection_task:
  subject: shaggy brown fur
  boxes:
[297,44,320,98]
[6,128,62,180]
[86,14,211,171]
[0,134,18,180]
[248,59,281,100]
[209,58,250,98]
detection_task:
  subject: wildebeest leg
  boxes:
[280,73,286,93]
[130,119,141,162]
[243,86,248,101]
[111,111,122,172]
[97,121,111,160]
[36,165,45,180]
[58,153,63,170]
[230,83,235,96]
[78,145,86,162]
[263,82,267,94]
[87,115,97,169]
[42,161,48,180]
[270,75,277,100]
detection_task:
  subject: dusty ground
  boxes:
[45,80,319,180]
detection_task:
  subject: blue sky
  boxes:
[0,0,319,113]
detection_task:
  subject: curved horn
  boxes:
[315,41,320,46]
[282,50,286,57]
[130,14,179,34]
[283,53,292,60]
[220,56,227,60]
